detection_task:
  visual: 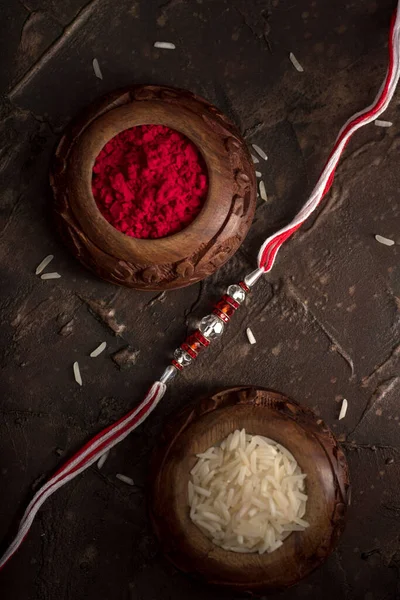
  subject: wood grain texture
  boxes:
[150,387,349,594]
[50,85,257,290]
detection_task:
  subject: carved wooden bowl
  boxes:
[150,386,350,594]
[50,85,256,290]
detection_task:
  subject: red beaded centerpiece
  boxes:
[167,280,253,379]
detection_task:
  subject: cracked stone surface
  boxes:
[0,0,400,598]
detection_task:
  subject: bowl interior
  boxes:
[91,124,210,240]
[67,100,235,264]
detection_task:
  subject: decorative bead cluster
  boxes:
[159,281,250,384]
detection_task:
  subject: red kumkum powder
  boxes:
[92,124,209,239]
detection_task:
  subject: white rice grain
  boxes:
[193,485,212,498]
[190,458,205,477]
[252,144,268,161]
[239,428,246,450]
[188,480,194,504]
[246,327,256,345]
[255,171,262,178]
[97,450,110,470]
[35,254,54,275]
[375,234,395,246]
[197,448,217,460]
[293,516,310,528]
[289,52,304,72]
[229,430,240,451]
[201,511,223,523]
[375,119,393,128]
[41,272,61,280]
[154,41,176,49]
[90,341,107,357]
[338,398,348,420]
[73,361,82,386]
[251,154,260,164]
[188,429,308,554]
[92,58,103,80]
[116,474,134,485]
[295,491,308,502]
[259,181,268,202]
[195,519,218,534]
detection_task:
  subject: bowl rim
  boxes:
[66,100,235,265]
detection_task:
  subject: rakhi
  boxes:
[1,3,400,570]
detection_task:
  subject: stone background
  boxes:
[0,1,399,598]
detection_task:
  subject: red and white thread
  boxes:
[258,4,400,272]
[0,382,166,569]
[1,3,400,570]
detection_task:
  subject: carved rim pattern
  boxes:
[50,85,257,290]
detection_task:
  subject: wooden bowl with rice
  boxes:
[150,386,349,594]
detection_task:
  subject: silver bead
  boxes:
[159,365,178,384]
[173,348,192,367]
[199,314,224,340]
[244,267,264,287]
[227,284,246,304]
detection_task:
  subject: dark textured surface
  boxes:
[0,0,399,599]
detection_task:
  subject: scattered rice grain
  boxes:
[154,41,176,49]
[116,474,134,485]
[259,180,268,201]
[252,144,268,161]
[255,171,262,177]
[375,119,393,128]
[338,398,348,420]
[35,254,54,275]
[92,58,103,80]
[375,234,395,246]
[289,52,304,72]
[41,272,61,280]
[90,341,107,358]
[251,154,260,164]
[97,450,110,470]
[73,361,82,386]
[246,327,256,345]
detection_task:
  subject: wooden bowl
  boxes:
[50,85,256,291]
[150,386,350,594]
